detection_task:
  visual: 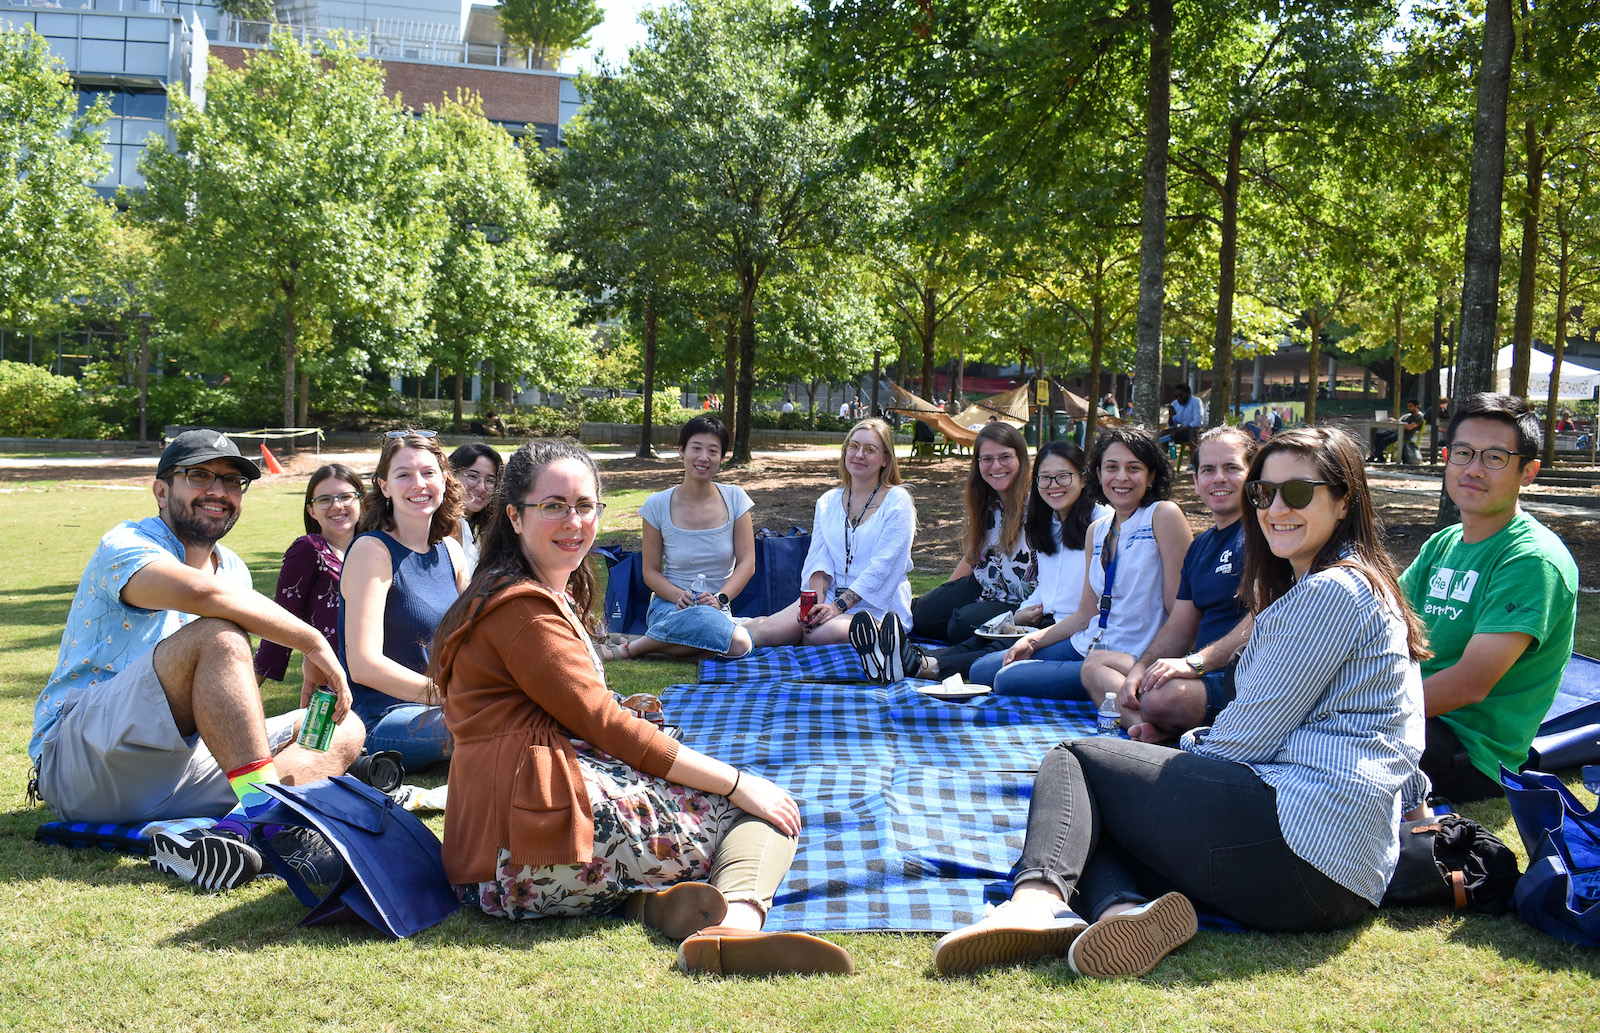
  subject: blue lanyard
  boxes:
[1096,523,1121,632]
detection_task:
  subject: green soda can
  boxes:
[298,688,337,752]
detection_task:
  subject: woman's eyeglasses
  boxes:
[459,471,497,489]
[845,442,881,457]
[978,453,1016,467]
[1245,479,1332,509]
[311,491,360,509]
[1037,472,1075,488]
[520,500,606,521]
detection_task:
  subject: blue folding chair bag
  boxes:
[1499,765,1600,948]
[249,776,459,939]
[730,527,811,618]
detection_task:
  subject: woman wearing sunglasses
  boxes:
[339,431,467,771]
[976,426,1192,696]
[933,426,1429,979]
[254,464,364,691]
[449,443,503,576]
[431,440,853,976]
[747,418,915,648]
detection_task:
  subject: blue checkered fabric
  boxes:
[698,644,875,684]
[34,815,216,856]
[659,679,1099,932]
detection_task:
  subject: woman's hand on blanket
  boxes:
[731,773,802,836]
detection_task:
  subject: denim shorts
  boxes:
[645,596,737,656]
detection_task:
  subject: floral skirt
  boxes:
[454,741,742,920]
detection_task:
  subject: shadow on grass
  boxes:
[1375,906,1600,975]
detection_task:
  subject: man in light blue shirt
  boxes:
[32,430,364,890]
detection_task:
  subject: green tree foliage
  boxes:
[0,27,113,328]
[137,30,437,429]
[496,0,604,68]
[418,93,590,428]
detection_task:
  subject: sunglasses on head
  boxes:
[384,428,438,439]
[1245,478,1332,509]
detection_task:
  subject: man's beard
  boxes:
[167,493,239,547]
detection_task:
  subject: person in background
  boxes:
[339,431,467,771]
[933,426,1429,979]
[605,416,756,661]
[433,439,854,976]
[747,419,915,649]
[449,443,503,577]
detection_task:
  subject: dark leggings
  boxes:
[911,576,1012,645]
[1419,717,1504,804]
[1015,739,1370,931]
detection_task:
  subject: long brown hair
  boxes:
[429,440,603,691]
[1237,427,1429,662]
[961,422,1031,566]
[359,432,463,546]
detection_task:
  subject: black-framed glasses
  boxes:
[174,466,250,494]
[384,428,438,438]
[519,500,606,521]
[311,491,360,509]
[1445,444,1515,470]
[1038,472,1076,488]
[1245,478,1331,510]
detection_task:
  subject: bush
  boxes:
[579,395,700,427]
[0,361,107,438]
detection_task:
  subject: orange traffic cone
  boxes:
[260,443,285,475]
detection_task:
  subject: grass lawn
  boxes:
[1,472,1597,1032]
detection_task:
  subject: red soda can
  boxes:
[799,590,817,622]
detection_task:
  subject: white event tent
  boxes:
[1440,345,1600,401]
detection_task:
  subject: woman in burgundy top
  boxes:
[254,463,364,689]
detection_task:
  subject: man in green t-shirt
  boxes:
[1399,393,1579,803]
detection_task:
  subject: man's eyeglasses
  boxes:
[174,466,250,494]
[1445,444,1515,470]
[1244,478,1331,510]
[520,500,606,521]
[384,428,438,439]
[1038,472,1076,488]
[311,491,360,509]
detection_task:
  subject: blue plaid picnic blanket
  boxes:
[659,679,1098,932]
[698,643,873,684]
[35,815,217,856]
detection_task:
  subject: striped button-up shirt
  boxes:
[1183,564,1429,904]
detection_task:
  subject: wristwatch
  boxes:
[1184,652,1206,675]
[716,592,731,609]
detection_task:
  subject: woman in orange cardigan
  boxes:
[430,439,852,977]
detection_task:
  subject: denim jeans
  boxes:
[645,596,737,655]
[972,639,1087,698]
[1015,738,1369,931]
[353,694,452,772]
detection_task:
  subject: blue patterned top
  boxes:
[32,516,250,762]
[1182,563,1429,904]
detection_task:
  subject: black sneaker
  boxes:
[879,612,908,682]
[149,828,263,891]
[268,826,344,888]
[848,611,884,684]
[347,750,405,794]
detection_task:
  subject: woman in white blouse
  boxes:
[747,419,915,647]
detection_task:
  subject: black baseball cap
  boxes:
[156,429,262,481]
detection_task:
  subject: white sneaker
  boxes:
[932,899,1087,977]
[1067,892,1197,978]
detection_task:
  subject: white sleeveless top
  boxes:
[1071,502,1167,657]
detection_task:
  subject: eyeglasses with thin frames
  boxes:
[174,466,250,494]
[978,453,1016,467]
[311,491,360,509]
[1038,472,1076,488]
[459,471,497,489]
[519,500,607,521]
[845,442,881,457]
[1445,444,1515,470]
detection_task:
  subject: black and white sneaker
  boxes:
[268,826,344,889]
[879,612,906,682]
[149,828,263,892]
[849,611,885,684]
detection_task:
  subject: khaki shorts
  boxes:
[38,648,300,824]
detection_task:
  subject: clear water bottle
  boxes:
[691,574,707,600]
[1097,692,1120,736]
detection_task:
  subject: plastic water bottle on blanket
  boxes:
[1097,693,1120,736]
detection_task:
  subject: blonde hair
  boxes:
[836,418,903,487]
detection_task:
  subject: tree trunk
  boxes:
[871,348,881,417]
[1455,0,1515,399]
[282,285,297,429]
[1442,0,1514,530]
[1541,229,1571,466]
[1392,300,1404,422]
[1510,114,1543,399]
[733,271,759,463]
[639,297,658,459]
[953,346,964,407]
[296,366,309,431]
[452,368,465,429]
[1303,308,1328,426]
[1208,119,1243,429]
[1086,292,1105,443]
[722,315,737,435]
[1131,0,1172,429]
[920,286,937,404]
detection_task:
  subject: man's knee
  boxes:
[156,616,253,672]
